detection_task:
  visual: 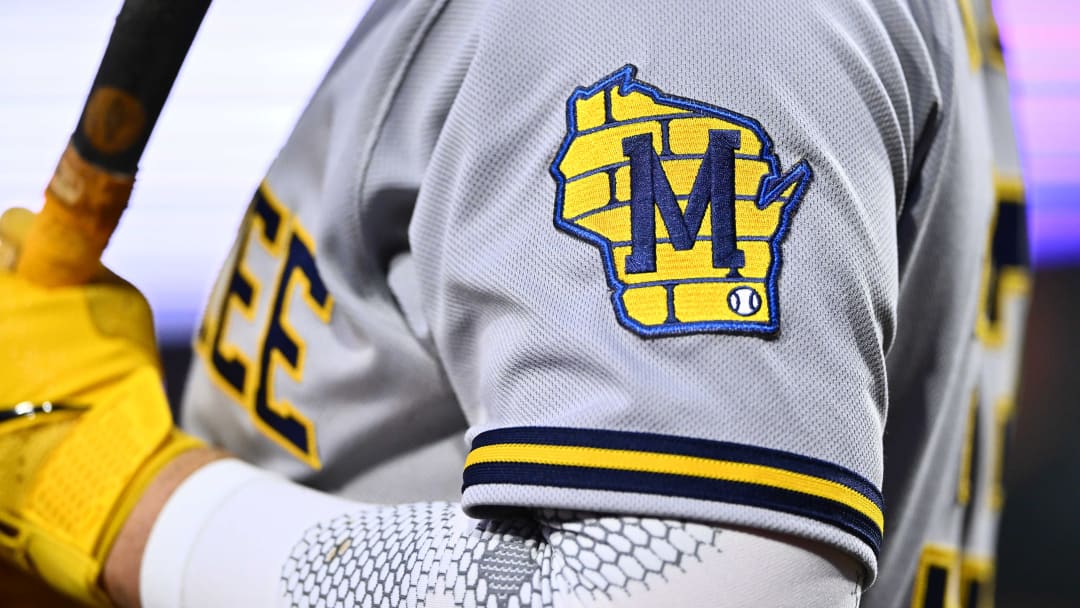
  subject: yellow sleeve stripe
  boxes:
[462,427,884,556]
[467,443,883,533]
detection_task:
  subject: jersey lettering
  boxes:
[209,269,255,396]
[977,181,1029,347]
[911,545,959,608]
[196,183,334,469]
[205,192,285,399]
[960,557,993,608]
[990,399,1015,512]
[911,545,995,608]
[957,392,979,508]
[908,174,1027,606]
[254,228,332,466]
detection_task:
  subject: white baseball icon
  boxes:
[727,286,762,316]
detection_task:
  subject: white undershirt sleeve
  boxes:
[140,459,863,608]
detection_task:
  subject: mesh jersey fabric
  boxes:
[181,0,1028,604]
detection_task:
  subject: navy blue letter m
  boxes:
[623,129,744,275]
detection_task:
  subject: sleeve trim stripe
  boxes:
[462,463,882,556]
[465,443,883,532]
[470,426,882,509]
[463,427,883,556]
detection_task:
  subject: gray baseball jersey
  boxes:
[180,0,1029,605]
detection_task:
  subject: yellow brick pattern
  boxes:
[555,71,809,333]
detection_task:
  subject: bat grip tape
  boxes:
[15,145,132,287]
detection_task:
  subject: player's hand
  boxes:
[0,208,203,606]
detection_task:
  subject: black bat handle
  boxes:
[70,0,213,175]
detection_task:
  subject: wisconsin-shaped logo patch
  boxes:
[551,65,812,337]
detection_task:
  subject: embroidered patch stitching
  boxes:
[550,65,813,337]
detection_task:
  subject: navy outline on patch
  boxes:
[550,65,813,338]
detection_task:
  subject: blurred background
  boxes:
[990,2,1080,607]
[0,0,1076,605]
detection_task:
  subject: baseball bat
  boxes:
[15,0,212,287]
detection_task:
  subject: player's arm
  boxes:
[103,456,860,608]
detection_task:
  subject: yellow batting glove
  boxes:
[0,208,204,606]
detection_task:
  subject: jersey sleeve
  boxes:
[409,0,927,578]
